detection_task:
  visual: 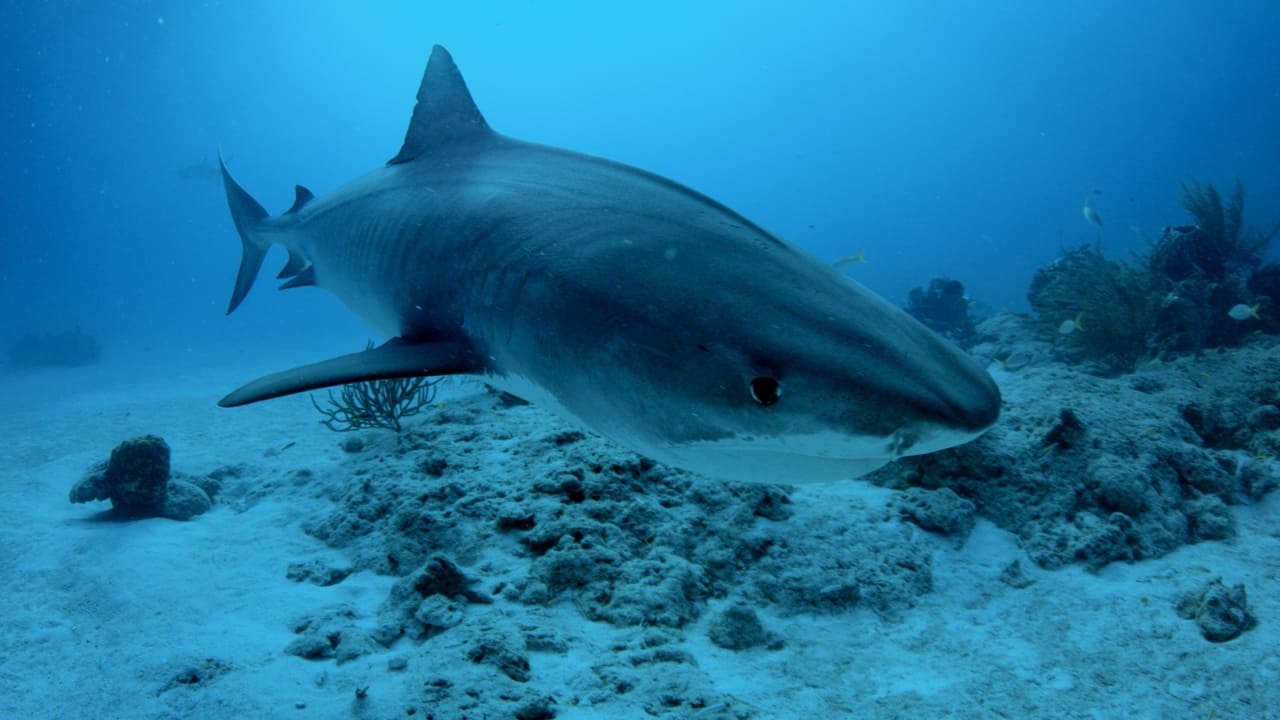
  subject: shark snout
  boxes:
[890,339,1001,454]
[937,362,1001,433]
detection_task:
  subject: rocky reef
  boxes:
[1027,179,1278,374]
[906,277,977,346]
[875,313,1278,571]
[234,315,1278,716]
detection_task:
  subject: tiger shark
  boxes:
[218,45,1000,482]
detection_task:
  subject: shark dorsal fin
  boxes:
[285,185,315,215]
[388,45,492,166]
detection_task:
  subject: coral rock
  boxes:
[106,435,171,517]
[162,479,213,522]
[1176,578,1257,643]
[895,487,976,537]
[70,436,212,521]
[707,604,775,651]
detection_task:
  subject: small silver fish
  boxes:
[1228,303,1259,321]
[1082,199,1103,228]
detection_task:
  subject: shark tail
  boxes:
[219,153,270,315]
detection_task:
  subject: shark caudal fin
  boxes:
[219,152,270,315]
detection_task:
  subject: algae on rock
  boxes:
[1027,246,1164,373]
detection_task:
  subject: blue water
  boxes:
[3,1,1278,357]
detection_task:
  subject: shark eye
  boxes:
[749,377,781,406]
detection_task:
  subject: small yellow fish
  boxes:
[833,250,868,268]
[1139,426,1158,437]
[280,440,296,452]
[1058,312,1084,335]
[1254,454,1271,463]
[1227,303,1260,321]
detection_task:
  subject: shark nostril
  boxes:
[749,377,781,406]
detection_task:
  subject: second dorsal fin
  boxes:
[285,185,315,215]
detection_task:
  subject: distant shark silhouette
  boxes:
[177,156,221,183]
[217,45,999,482]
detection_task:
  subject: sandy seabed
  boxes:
[0,338,1277,720]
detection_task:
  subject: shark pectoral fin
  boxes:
[218,338,483,407]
